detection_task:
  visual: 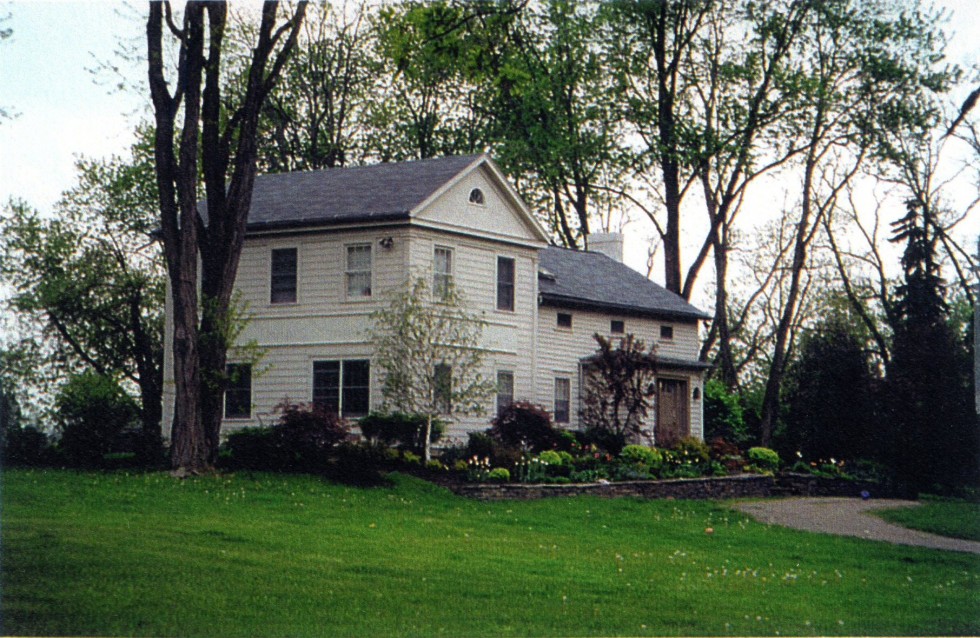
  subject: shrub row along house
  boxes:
[162,155,711,445]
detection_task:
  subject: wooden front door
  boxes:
[656,378,689,447]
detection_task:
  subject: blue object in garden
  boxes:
[860,490,871,500]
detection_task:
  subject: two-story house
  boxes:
[162,154,711,445]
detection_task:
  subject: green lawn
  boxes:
[3,469,978,636]
[876,496,980,542]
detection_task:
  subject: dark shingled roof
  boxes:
[539,246,710,322]
[237,154,485,230]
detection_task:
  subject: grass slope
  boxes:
[3,469,978,636]
[876,497,980,542]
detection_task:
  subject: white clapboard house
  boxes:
[162,154,711,444]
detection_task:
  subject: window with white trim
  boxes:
[270,247,297,303]
[496,371,514,416]
[435,363,452,414]
[313,359,370,417]
[346,244,372,299]
[224,363,252,419]
[433,246,454,300]
[611,319,625,334]
[496,256,515,311]
[554,377,570,424]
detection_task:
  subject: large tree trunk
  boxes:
[148,2,306,472]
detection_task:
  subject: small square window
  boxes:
[557,312,572,329]
[660,325,674,340]
[611,319,625,334]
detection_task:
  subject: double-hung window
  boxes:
[346,244,372,299]
[224,363,252,419]
[313,360,370,417]
[496,256,515,311]
[434,363,452,414]
[496,371,514,416]
[433,246,454,300]
[554,377,571,424]
[270,248,297,303]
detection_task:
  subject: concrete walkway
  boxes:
[734,497,980,554]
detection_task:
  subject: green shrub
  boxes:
[703,380,749,445]
[402,451,421,466]
[747,447,780,473]
[569,468,609,483]
[2,425,54,467]
[221,427,279,470]
[619,445,663,470]
[358,412,444,453]
[274,401,349,472]
[490,401,560,452]
[55,372,138,468]
[487,467,510,483]
[538,450,564,466]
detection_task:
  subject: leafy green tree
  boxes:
[0,135,164,441]
[478,0,627,247]
[55,371,139,467]
[227,1,374,172]
[365,1,490,161]
[369,275,495,462]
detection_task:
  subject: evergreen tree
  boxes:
[886,200,978,493]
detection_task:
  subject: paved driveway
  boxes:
[734,497,980,554]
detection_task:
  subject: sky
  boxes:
[0,1,978,276]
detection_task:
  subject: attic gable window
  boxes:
[468,188,485,205]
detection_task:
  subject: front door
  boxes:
[656,378,689,447]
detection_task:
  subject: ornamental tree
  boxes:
[368,275,495,461]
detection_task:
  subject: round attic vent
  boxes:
[468,188,485,205]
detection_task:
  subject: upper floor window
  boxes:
[346,244,372,299]
[611,319,625,334]
[496,370,514,417]
[270,247,297,303]
[554,377,571,424]
[224,363,252,419]
[660,325,674,340]
[433,246,454,300]
[557,312,573,329]
[313,359,370,418]
[496,256,515,311]
[469,188,485,205]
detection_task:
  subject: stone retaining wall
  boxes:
[449,473,898,501]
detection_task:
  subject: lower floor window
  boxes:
[313,359,370,417]
[554,377,570,423]
[224,363,252,419]
[496,371,514,416]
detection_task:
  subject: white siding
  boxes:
[534,306,704,441]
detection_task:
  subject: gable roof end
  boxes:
[233,154,487,231]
